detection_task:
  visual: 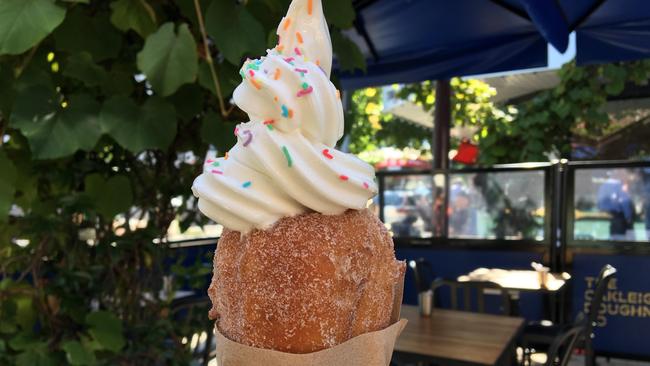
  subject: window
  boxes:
[572,167,650,242]
[381,174,435,238]
[448,171,546,241]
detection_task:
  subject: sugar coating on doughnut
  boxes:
[207,209,405,353]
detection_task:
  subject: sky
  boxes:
[465,32,577,80]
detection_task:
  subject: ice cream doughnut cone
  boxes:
[191,0,405,362]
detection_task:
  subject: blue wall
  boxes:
[571,253,650,357]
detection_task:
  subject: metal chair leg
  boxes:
[585,337,595,366]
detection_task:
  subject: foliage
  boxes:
[0,0,365,364]
[478,60,650,164]
[346,86,432,155]
[346,78,507,157]
[349,61,650,165]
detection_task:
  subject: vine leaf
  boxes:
[53,8,122,62]
[331,29,366,72]
[0,0,66,55]
[100,96,177,153]
[14,341,57,366]
[169,84,204,121]
[11,88,102,160]
[0,150,17,222]
[200,111,236,153]
[205,0,266,65]
[323,0,355,28]
[84,174,133,219]
[137,22,198,96]
[101,67,135,96]
[63,52,108,87]
[86,311,125,352]
[62,340,97,366]
[197,60,240,98]
[110,0,157,39]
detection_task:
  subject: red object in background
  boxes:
[452,139,479,165]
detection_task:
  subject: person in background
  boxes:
[415,191,433,235]
[392,213,419,237]
[449,179,477,237]
[432,186,445,237]
[597,169,635,241]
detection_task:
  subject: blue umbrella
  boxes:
[339,0,650,169]
[340,0,650,89]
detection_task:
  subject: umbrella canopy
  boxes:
[340,0,650,89]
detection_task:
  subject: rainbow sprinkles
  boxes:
[191,0,379,234]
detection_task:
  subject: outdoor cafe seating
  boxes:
[391,262,617,366]
[169,159,643,366]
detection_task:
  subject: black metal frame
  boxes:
[378,159,650,262]
[564,159,650,257]
[377,163,554,255]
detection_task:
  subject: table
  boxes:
[394,305,525,366]
[458,268,571,292]
[457,268,571,322]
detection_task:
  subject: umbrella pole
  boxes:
[433,79,451,170]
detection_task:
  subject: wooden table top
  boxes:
[394,305,524,366]
[458,268,571,292]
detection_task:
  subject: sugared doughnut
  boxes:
[208,209,404,353]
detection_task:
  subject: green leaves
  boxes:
[63,53,108,87]
[8,333,56,366]
[205,0,266,65]
[603,64,627,95]
[62,340,96,365]
[11,89,102,160]
[100,96,177,152]
[53,9,122,62]
[169,84,204,121]
[86,311,125,352]
[331,29,366,72]
[110,0,157,39]
[12,87,177,158]
[16,346,57,366]
[0,150,17,222]
[84,174,133,219]
[198,60,240,98]
[200,111,236,153]
[324,0,356,28]
[137,22,198,96]
[0,0,66,55]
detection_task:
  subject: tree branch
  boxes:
[15,44,40,78]
[193,0,230,118]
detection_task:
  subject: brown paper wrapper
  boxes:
[214,269,406,366]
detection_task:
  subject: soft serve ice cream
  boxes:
[192,0,377,233]
[199,1,405,359]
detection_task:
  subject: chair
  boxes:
[520,265,617,366]
[170,296,214,366]
[544,324,586,366]
[525,323,586,366]
[408,258,434,293]
[431,278,512,315]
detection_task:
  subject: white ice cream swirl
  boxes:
[192,0,377,233]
